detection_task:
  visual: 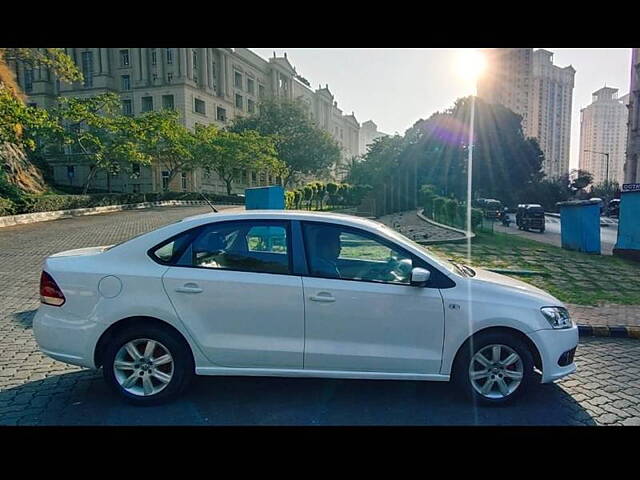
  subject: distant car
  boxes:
[608,199,620,218]
[516,204,545,233]
[34,210,577,406]
[475,198,503,219]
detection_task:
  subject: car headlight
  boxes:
[541,307,573,329]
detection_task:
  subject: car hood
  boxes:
[470,267,562,305]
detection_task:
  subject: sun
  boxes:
[454,49,487,83]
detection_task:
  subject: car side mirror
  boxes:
[410,267,431,287]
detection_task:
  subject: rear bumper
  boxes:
[528,326,579,383]
[33,305,106,369]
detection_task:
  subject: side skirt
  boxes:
[195,366,450,382]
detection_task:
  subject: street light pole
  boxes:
[467,95,475,262]
[584,150,610,184]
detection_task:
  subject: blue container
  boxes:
[613,188,640,260]
[245,186,285,210]
[556,200,601,254]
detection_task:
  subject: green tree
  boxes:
[326,182,338,208]
[230,98,341,186]
[569,169,594,196]
[193,125,284,195]
[590,179,619,205]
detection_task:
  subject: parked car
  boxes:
[516,204,546,233]
[34,211,577,406]
[608,199,620,218]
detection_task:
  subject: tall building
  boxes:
[11,48,361,193]
[358,120,390,155]
[624,48,640,184]
[478,48,575,179]
[579,87,629,185]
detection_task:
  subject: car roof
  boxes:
[181,209,387,230]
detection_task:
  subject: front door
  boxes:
[161,220,304,369]
[300,222,445,374]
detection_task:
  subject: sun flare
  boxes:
[454,49,487,83]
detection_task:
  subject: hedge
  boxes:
[0,191,245,216]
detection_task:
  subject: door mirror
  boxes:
[410,267,431,287]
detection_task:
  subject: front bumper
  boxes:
[528,325,579,383]
[33,305,107,369]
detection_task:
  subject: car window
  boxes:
[149,229,197,264]
[302,222,414,284]
[187,221,291,275]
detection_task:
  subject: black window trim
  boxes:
[299,220,455,289]
[147,219,295,277]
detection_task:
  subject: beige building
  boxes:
[358,120,390,155]
[579,87,628,186]
[624,48,640,184]
[12,48,361,193]
[478,48,575,179]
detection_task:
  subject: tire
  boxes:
[453,331,536,406]
[102,324,195,406]
[539,227,545,233]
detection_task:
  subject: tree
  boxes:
[136,109,197,191]
[193,125,284,195]
[590,179,619,205]
[345,136,405,188]
[569,169,594,196]
[230,98,341,186]
[45,93,153,193]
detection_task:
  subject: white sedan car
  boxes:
[34,210,578,406]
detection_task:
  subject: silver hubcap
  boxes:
[113,339,174,397]
[469,344,524,399]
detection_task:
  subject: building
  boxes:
[358,120,390,155]
[579,87,629,186]
[478,48,575,179]
[11,48,361,193]
[624,48,640,184]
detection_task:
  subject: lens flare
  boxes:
[455,49,487,83]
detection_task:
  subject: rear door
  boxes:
[159,219,304,369]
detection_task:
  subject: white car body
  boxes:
[33,210,578,388]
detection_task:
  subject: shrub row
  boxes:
[419,184,483,231]
[0,191,245,217]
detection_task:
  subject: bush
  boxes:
[444,198,458,224]
[471,208,483,231]
[0,197,16,216]
[432,196,446,221]
[284,191,295,209]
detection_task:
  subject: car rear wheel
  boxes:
[454,332,536,405]
[103,324,194,406]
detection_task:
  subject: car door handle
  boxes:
[309,292,335,303]
[175,283,203,294]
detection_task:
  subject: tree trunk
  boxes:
[225,178,233,196]
[83,165,99,194]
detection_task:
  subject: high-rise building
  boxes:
[11,48,362,193]
[579,87,629,185]
[358,120,390,155]
[623,48,640,184]
[478,48,575,179]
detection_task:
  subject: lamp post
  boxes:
[584,149,610,184]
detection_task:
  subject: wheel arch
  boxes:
[94,315,196,369]
[450,326,543,377]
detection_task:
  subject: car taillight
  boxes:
[40,271,66,306]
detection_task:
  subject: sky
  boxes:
[252,48,633,169]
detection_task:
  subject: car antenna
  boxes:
[200,192,218,213]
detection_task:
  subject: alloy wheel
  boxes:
[468,344,524,399]
[113,338,175,397]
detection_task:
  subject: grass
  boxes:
[427,231,640,306]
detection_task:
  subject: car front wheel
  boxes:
[454,332,536,405]
[103,324,194,406]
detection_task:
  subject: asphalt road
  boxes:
[1,206,640,425]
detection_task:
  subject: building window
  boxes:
[167,73,173,84]
[166,48,173,64]
[194,98,206,115]
[247,99,255,114]
[132,163,141,176]
[192,49,198,70]
[234,71,242,89]
[247,78,255,94]
[181,172,187,191]
[120,49,130,67]
[132,184,141,193]
[251,172,257,183]
[81,51,93,87]
[162,94,174,110]
[151,49,157,66]
[259,84,265,98]
[122,99,132,116]
[121,75,130,91]
[141,96,153,112]
[67,165,75,179]
[216,106,227,122]
[24,69,33,92]
[235,94,243,110]
[162,171,170,190]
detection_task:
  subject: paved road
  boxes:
[495,215,618,255]
[1,206,640,425]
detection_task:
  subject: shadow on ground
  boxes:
[12,309,36,329]
[0,370,595,426]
